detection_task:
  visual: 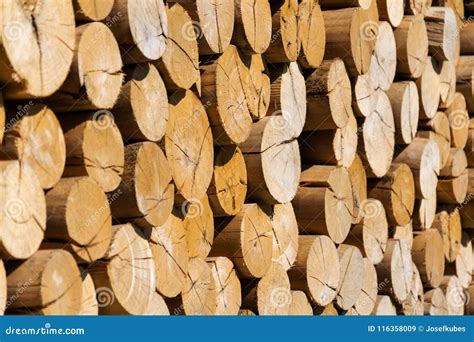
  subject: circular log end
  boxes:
[241,204,273,278]
[83,116,124,192]
[391,163,416,226]
[239,0,272,53]
[307,235,340,306]
[41,250,83,315]
[347,258,377,315]
[298,1,325,69]
[181,257,217,315]
[324,167,354,243]
[128,0,168,60]
[79,23,123,109]
[289,290,313,315]
[135,142,174,228]
[104,224,155,315]
[208,257,241,315]
[166,90,214,201]
[150,214,189,299]
[336,245,364,310]
[182,195,214,259]
[210,146,247,216]
[63,177,112,262]
[257,262,291,315]
[0,160,46,259]
[196,0,234,53]
[271,203,299,271]
[360,199,389,265]
[129,63,169,142]
[2,1,75,97]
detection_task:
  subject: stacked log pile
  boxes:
[0,0,474,316]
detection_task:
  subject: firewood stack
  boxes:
[0,0,474,316]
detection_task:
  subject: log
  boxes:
[270,203,298,271]
[73,0,114,21]
[323,7,377,76]
[346,258,378,315]
[436,173,468,204]
[368,21,397,91]
[397,100,419,145]
[417,57,441,119]
[0,161,45,260]
[318,0,373,10]
[79,271,98,315]
[242,262,291,315]
[446,92,470,149]
[243,54,271,119]
[182,195,214,259]
[45,177,112,263]
[359,90,396,177]
[165,91,213,201]
[440,147,468,178]
[424,288,448,315]
[457,71,474,114]
[440,275,466,315]
[149,213,188,298]
[210,203,273,278]
[456,56,474,82]
[352,73,377,118]
[418,111,451,169]
[345,199,388,265]
[173,0,234,54]
[59,111,124,192]
[348,154,368,224]
[412,229,445,288]
[439,61,457,108]
[145,292,170,315]
[168,258,217,315]
[240,117,301,204]
[207,257,241,315]
[155,3,199,90]
[405,0,433,15]
[432,0,464,19]
[300,115,358,168]
[3,105,65,190]
[200,45,252,145]
[109,142,174,228]
[424,6,458,62]
[467,120,474,166]
[432,207,462,262]
[289,291,313,315]
[336,244,364,310]
[0,0,75,98]
[393,221,414,250]
[108,0,168,62]
[460,21,474,55]
[112,63,169,142]
[368,163,415,227]
[393,16,429,79]
[401,263,425,315]
[372,296,397,315]
[446,232,473,289]
[394,137,440,199]
[376,0,405,27]
[376,239,413,303]
[297,0,325,69]
[207,146,247,217]
[232,0,272,54]
[6,250,82,315]
[294,166,354,243]
[46,23,123,111]
[267,62,306,137]
[414,195,438,229]
[265,0,300,63]
[90,224,155,315]
[304,58,353,131]
[288,235,340,306]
